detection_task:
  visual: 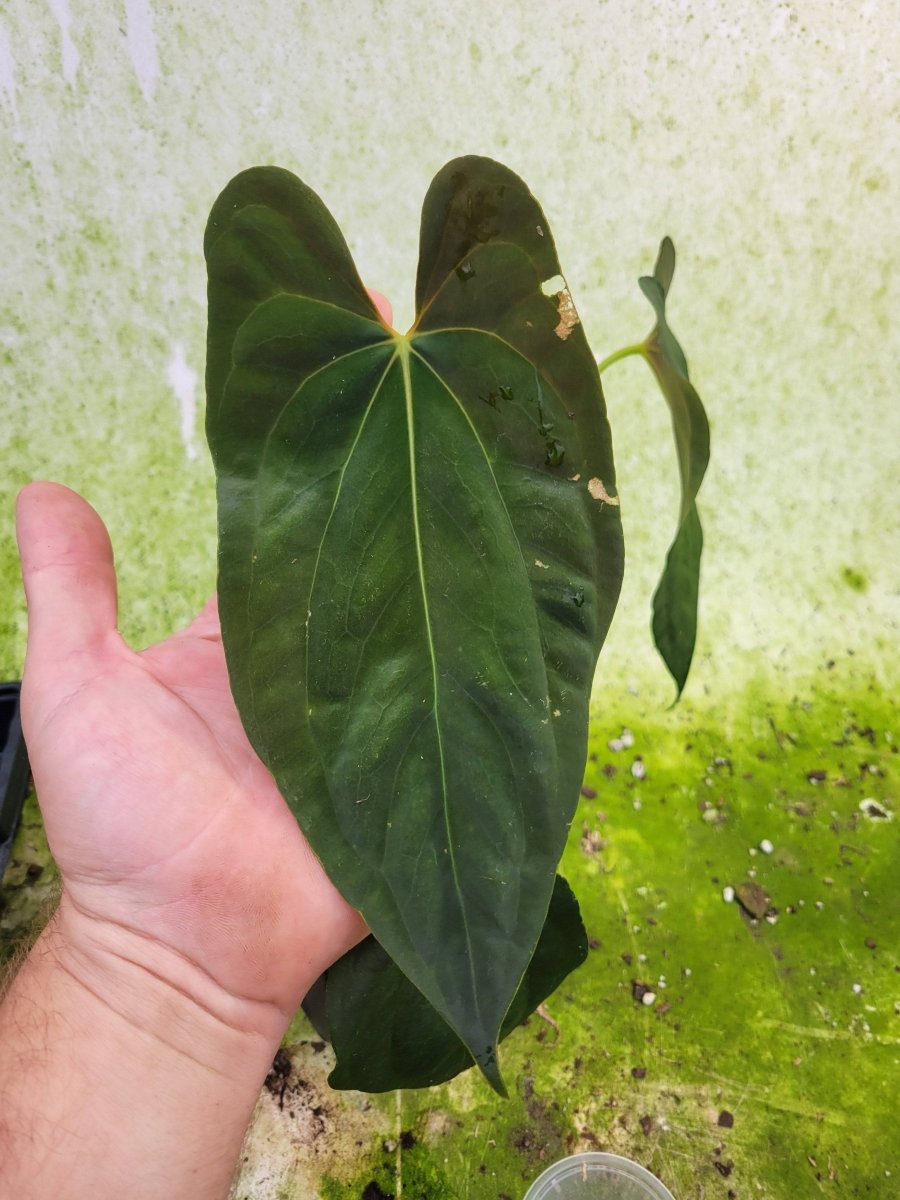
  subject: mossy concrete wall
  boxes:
[1,3,897,1197]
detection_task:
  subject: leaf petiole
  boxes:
[595,343,646,375]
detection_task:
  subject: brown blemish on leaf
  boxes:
[587,478,620,505]
[553,288,579,339]
[541,274,580,340]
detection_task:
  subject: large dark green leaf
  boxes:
[638,238,710,698]
[320,875,587,1092]
[205,157,623,1093]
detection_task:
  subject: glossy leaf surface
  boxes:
[205,157,623,1091]
[639,239,710,698]
[323,875,587,1092]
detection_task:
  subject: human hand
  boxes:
[15,480,366,1024]
[15,291,394,1031]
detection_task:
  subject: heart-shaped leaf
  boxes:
[318,874,587,1092]
[205,156,623,1093]
[639,238,710,698]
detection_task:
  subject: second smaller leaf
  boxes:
[638,238,711,699]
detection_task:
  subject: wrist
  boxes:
[50,894,290,1076]
[0,899,286,1199]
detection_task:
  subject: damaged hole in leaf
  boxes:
[565,586,585,608]
[587,477,620,506]
[540,273,580,340]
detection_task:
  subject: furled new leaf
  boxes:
[205,157,623,1093]
[321,875,587,1092]
[638,238,710,698]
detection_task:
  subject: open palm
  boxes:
[16,482,366,1017]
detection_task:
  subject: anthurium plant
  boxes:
[205,156,709,1095]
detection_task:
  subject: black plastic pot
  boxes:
[0,682,29,884]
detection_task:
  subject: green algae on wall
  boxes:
[2,0,899,699]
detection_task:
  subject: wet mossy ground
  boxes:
[3,670,896,1198]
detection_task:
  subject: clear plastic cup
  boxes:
[523,1152,676,1200]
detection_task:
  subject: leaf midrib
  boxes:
[397,339,483,1042]
[241,311,554,1053]
[409,342,553,712]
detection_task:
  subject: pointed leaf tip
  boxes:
[653,235,676,294]
[477,1049,508,1098]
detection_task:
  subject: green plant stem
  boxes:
[595,343,646,375]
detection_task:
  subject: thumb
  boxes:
[16,483,120,695]
[366,288,394,328]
